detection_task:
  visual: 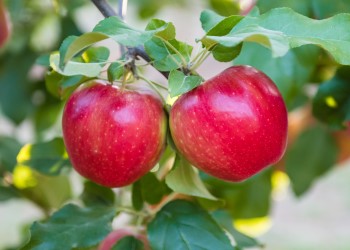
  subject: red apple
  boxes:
[62,82,166,187]
[170,65,288,182]
[99,228,150,250]
[0,0,10,48]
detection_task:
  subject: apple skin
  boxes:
[0,0,10,48]
[62,82,166,187]
[98,228,150,250]
[170,65,288,182]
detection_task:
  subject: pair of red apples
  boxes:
[62,65,288,187]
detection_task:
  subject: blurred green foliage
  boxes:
[1,0,350,249]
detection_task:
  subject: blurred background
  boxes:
[1,0,350,249]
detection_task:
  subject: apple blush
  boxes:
[170,65,288,182]
[62,82,167,187]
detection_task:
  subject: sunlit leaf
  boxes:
[16,137,71,176]
[166,154,217,200]
[82,46,110,63]
[16,173,72,210]
[233,217,272,237]
[45,70,90,100]
[13,165,38,189]
[50,53,104,77]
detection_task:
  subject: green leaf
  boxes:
[203,24,289,58]
[166,155,217,200]
[0,136,22,173]
[33,88,63,133]
[111,236,144,250]
[0,186,20,201]
[61,17,171,66]
[132,180,144,211]
[311,0,350,18]
[62,33,108,64]
[203,169,273,219]
[59,35,79,67]
[35,54,51,67]
[146,19,176,40]
[257,0,350,19]
[205,13,243,37]
[50,52,104,77]
[312,66,350,128]
[199,10,244,62]
[22,204,115,250]
[286,125,338,196]
[168,70,202,97]
[0,50,37,124]
[203,7,350,64]
[140,173,169,204]
[208,0,240,16]
[107,62,124,82]
[93,16,157,46]
[132,173,169,210]
[212,211,261,249]
[200,10,225,32]
[82,46,110,63]
[257,0,311,16]
[234,43,319,109]
[45,70,90,100]
[158,145,175,168]
[145,38,193,71]
[16,174,72,210]
[16,137,71,176]
[212,43,242,62]
[148,200,233,250]
[81,181,115,207]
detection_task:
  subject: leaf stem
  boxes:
[191,48,207,66]
[190,49,211,72]
[156,36,188,67]
[138,74,167,103]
